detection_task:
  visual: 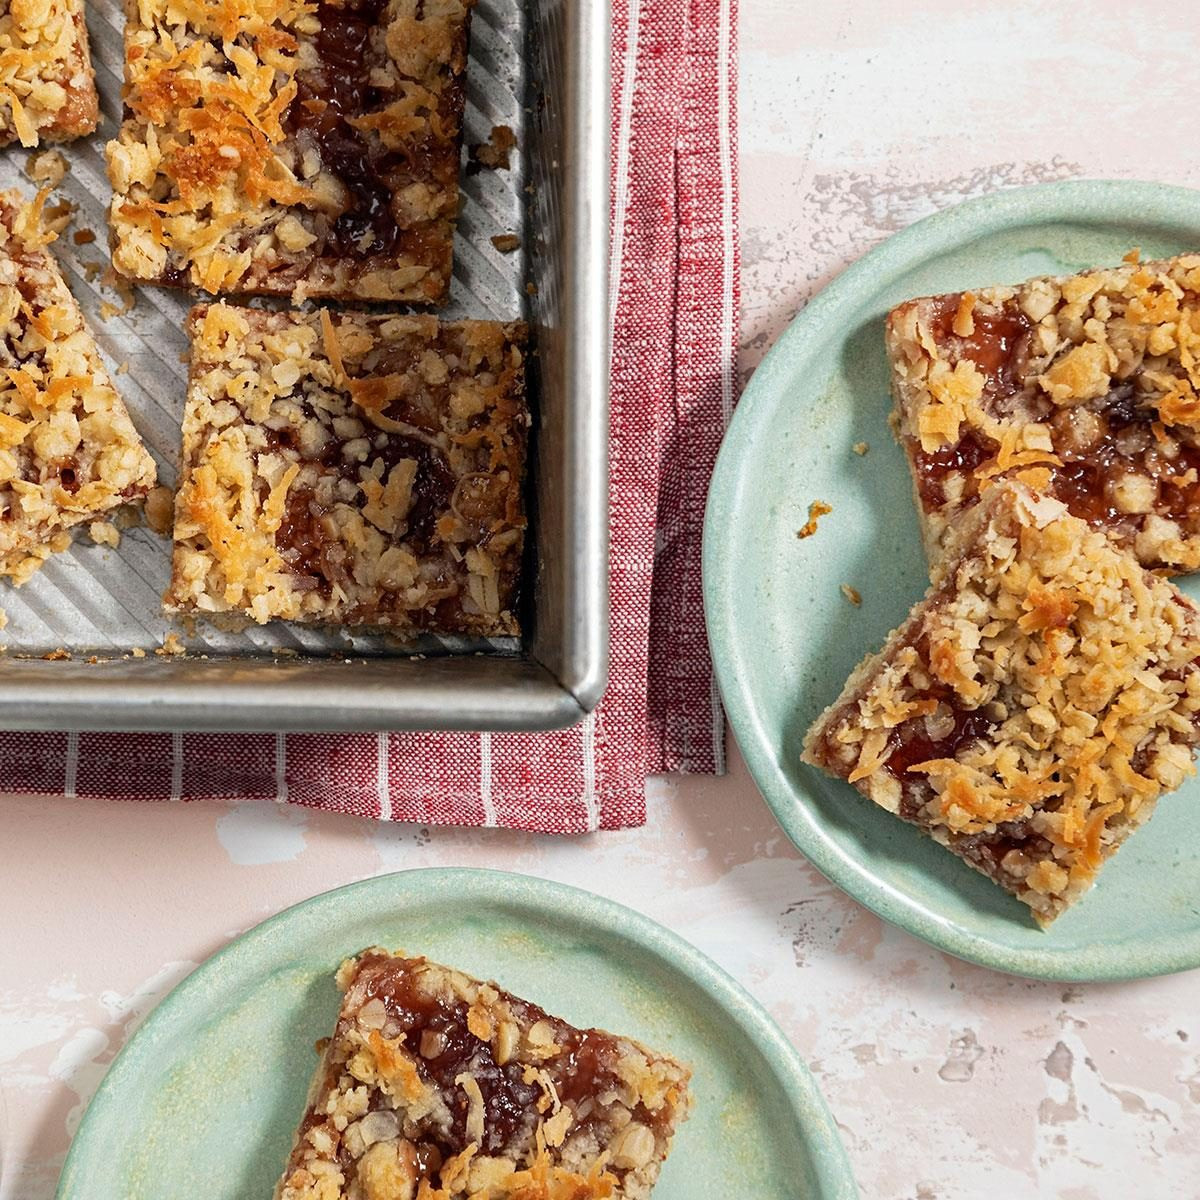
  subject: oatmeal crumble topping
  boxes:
[803,481,1200,922]
[0,190,156,583]
[275,950,692,1200]
[887,253,1200,571]
[0,0,97,147]
[166,303,527,634]
[107,0,473,302]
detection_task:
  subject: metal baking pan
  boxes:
[0,0,609,731]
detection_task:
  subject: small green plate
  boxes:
[705,180,1200,982]
[56,868,856,1199]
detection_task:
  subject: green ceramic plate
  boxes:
[56,868,855,1199]
[705,180,1200,982]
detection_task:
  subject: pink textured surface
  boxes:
[6,4,1200,1200]
[0,0,736,833]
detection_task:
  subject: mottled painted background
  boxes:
[4,3,1200,1198]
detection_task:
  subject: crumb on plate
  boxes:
[797,499,833,539]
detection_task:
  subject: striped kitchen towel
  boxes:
[0,0,739,832]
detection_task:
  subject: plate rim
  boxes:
[56,866,858,1200]
[704,178,1200,983]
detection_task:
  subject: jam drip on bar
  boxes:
[882,696,997,781]
[927,292,1033,401]
[1045,383,1200,527]
[915,294,1200,533]
[266,418,456,593]
[286,0,463,261]
[351,954,670,1172]
[912,429,997,510]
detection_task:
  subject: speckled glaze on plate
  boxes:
[55,868,856,1200]
[705,180,1200,982]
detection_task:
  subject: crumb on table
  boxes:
[491,233,521,253]
[797,499,833,539]
[72,228,95,245]
[840,583,862,606]
[42,647,70,660]
[852,441,869,455]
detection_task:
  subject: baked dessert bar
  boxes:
[166,304,526,633]
[0,190,156,583]
[275,950,693,1200]
[888,252,1200,572]
[0,0,99,147]
[802,480,1200,923]
[107,0,473,302]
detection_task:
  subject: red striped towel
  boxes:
[0,0,739,832]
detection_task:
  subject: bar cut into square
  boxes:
[274,949,693,1200]
[802,480,1200,923]
[0,0,99,147]
[0,190,156,583]
[887,252,1200,572]
[107,0,473,302]
[166,304,527,635]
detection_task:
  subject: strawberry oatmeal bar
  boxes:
[166,303,526,634]
[0,190,156,583]
[107,0,473,302]
[802,480,1200,923]
[274,950,693,1200]
[887,252,1200,571]
[0,0,98,147]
